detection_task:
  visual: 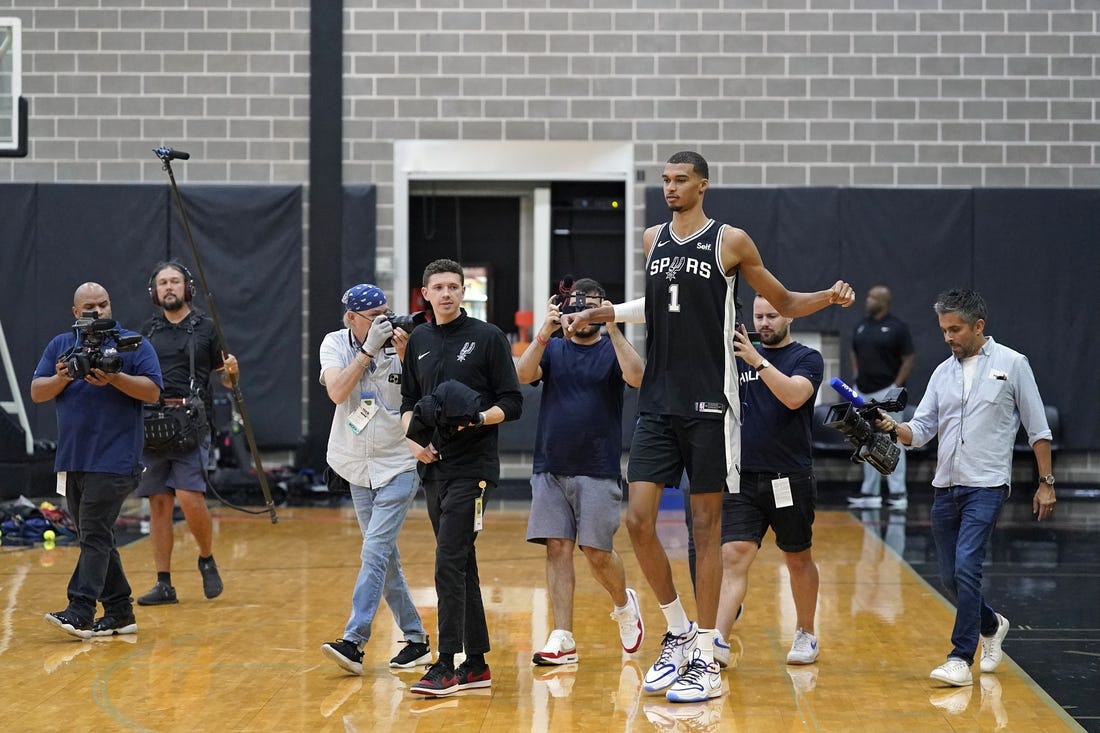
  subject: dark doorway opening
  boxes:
[408,195,521,335]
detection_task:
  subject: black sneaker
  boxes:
[410,662,459,696]
[321,639,364,675]
[44,610,92,639]
[390,637,432,669]
[454,660,492,691]
[137,582,178,606]
[91,612,138,637]
[198,557,223,599]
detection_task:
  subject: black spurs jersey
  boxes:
[638,219,740,419]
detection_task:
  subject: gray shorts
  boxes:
[137,438,211,496]
[526,473,624,552]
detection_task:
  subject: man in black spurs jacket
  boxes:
[401,258,523,697]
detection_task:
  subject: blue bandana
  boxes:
[342,284,386,312]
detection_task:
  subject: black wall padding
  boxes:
[341,185,378,294]
[166,185,303,446]
[0,183,303,448]
[972,189,1100,449]
[0,184,38,437]
[647,186,1094,451]
[836,187,975,411]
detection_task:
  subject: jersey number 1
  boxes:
[668,284,681,313]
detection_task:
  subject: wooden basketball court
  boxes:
[0,502,1083,732]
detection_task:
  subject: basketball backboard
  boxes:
[0,18,26,157]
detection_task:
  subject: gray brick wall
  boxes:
[2,0,1099,250]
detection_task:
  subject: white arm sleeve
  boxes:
[612,297,646,323]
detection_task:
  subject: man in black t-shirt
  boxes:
[134,262,238,607]
[717,294,823,669]
[850,285,914,508]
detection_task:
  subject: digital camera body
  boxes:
[381,310,430,348]
[62,311,143,379]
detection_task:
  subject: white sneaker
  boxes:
[786,628,819,665]
[713,632,730,668]
[930,657,973,687]
[642,623,697,692]
[888,495,908,509]
[610,588,645,653]
[979,613,1010,673]
[980,675,1009,730]
[665,650,723,703]
[929,686,973,715]
[532,629,578,666]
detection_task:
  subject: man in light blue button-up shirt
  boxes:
[879,289,1055,688]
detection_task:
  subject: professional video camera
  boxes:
[381,310,429,347]
[61,311,143,379]
[822,378,907,476]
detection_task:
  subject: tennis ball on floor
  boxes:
[43,530,56,542]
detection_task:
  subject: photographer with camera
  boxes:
[318,283,432,675]
[133,262,238,607]
[515,278,646,667]
[32,282,162,638]
[714,294,824,667]
[878,289,1054,688]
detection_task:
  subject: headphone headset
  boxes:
[148,261,196,306]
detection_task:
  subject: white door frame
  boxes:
[393,140,635,325]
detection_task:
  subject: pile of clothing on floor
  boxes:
[0,495,75,545]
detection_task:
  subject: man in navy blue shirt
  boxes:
[516,278,646,667]
[32,282,162,639]
[714,294,824,668]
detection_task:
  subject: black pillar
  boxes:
[306,0,343,470]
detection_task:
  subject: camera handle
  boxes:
[155,148,278,525]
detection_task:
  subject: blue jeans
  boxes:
[930,485,1007,664]
[64,471,139,620]
[343,470,427,647]
[860,387,907,498]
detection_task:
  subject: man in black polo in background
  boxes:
[849,285,914,509]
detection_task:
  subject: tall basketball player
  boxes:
[562,151,854,703]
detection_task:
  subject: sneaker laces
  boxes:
[653,631,682,669]
[675,653,710,686]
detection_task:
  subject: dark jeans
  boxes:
[422,477,492,657]
[931,484,1007,665]
[64,471,139,621]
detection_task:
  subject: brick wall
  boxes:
[3,0,1097,259]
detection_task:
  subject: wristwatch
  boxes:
[1040,474,1055,486]
[755,359,771,373]
[474,411,486,426]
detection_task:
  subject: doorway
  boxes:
[393,141,636,341]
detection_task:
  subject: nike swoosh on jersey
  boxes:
[418,351,431,360]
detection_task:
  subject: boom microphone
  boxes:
[153,147,191,161]
[830,377,865,407]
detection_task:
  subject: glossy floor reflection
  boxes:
[852,490,1100,733]
[0,494,1092,732]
